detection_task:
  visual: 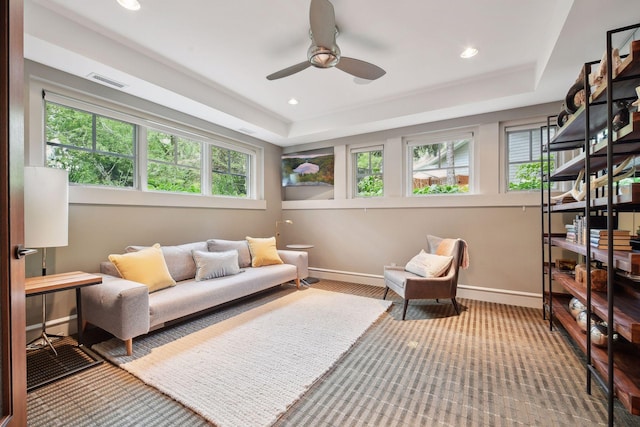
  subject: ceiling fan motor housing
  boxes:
[307,44,341,68]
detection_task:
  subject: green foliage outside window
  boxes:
[46,102,135,187]
[45,101,253,198]
[355,150,383,197]
[508,158,554,191]
[413,184,468,194]
[211,146,248,197]
[411,140,470,195]
[147,130,201,194]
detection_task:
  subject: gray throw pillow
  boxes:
[192,250,241,281]
[207,239,252,268]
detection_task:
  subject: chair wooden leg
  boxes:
[125,338,133,356]
[451,297,461,315]
[382,287,389,300]
[402,299,409,320]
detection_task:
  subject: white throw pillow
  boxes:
[192,250,241,281]
[405,249,453,278]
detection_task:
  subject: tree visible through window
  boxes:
[147,130,201,194]
[44,96,255,199]
[410,136,470,194]
[46,102,135,187]
[211,146,249,197]
[354,149,383,197]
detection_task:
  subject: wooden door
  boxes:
[1,0,27,425]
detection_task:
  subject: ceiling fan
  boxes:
[266,0,386,81]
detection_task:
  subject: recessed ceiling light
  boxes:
[460,47,478,59]
[117,0,141,11]
[288,98,299,105]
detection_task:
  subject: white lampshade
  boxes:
[24,166,69,248]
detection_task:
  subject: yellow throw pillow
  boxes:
[108,243,176,292]
[246,236,283,267]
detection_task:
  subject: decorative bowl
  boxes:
[590,322,619,348]
[590,323,609,347]
[569,297,586,319]
[576,310,596,333]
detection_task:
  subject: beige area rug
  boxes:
[92,287,392,427]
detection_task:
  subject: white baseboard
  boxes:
[28,270,542,335]
[309,268,542,309]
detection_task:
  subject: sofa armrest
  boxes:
[278,250,309,279]
[81,274,150,341]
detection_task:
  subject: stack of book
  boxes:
[565,223,577,243]
[590,229,632,250]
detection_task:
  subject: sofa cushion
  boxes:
[192,250,241,281]
[246,236,283,267]
[405,249,453,278]
[207,239,252,268]
[126,242,207,282]
[109,244,176,292]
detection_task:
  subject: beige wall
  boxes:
[24,59,566,337]
[279,206,542,294]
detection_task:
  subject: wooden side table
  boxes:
[25,271,103,391]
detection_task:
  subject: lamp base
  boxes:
[27,331,63,355]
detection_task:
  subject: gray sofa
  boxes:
[81,240,308,355]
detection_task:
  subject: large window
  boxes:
[147,130,201,194]
[44,94,255,199]
[409,134,471,195]
[46,102,136,187]
[211,146,249,197]
[353,147,383,197]
[507,125,555,191]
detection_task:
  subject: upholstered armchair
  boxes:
[383,236,466,320]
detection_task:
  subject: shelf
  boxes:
[549,237,640,274]
[615,111,640,144]
[547,41,640,152]
[551,271,640,343]
[547,185,640,212]
[550,133,640,181]
[591,40,640,104]
[550,294,640,415]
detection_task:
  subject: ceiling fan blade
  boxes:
[336,57,386,80]
[309,0,336,48]
[266,61,312,80]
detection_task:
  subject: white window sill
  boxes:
[69,186,266,209]
[282,192,541,210]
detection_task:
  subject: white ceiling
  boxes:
[23,0,640,147]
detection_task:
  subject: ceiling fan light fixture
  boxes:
[117,0,141,11]
[308,45,340,68]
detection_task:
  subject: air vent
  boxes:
[86,73,127,89]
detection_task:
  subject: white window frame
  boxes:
[349,145,384,198]
[404,130,473,197]
[34,88,264,209]
[505,122,551,192]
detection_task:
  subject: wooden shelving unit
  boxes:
[541,24,640,425]
[549,292,640,415]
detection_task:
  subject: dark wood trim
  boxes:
[1,0,26,425]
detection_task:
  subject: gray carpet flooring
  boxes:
[27,280,639,426]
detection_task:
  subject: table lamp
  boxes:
[24,166,69,353]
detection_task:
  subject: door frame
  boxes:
[1,0,27,425]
